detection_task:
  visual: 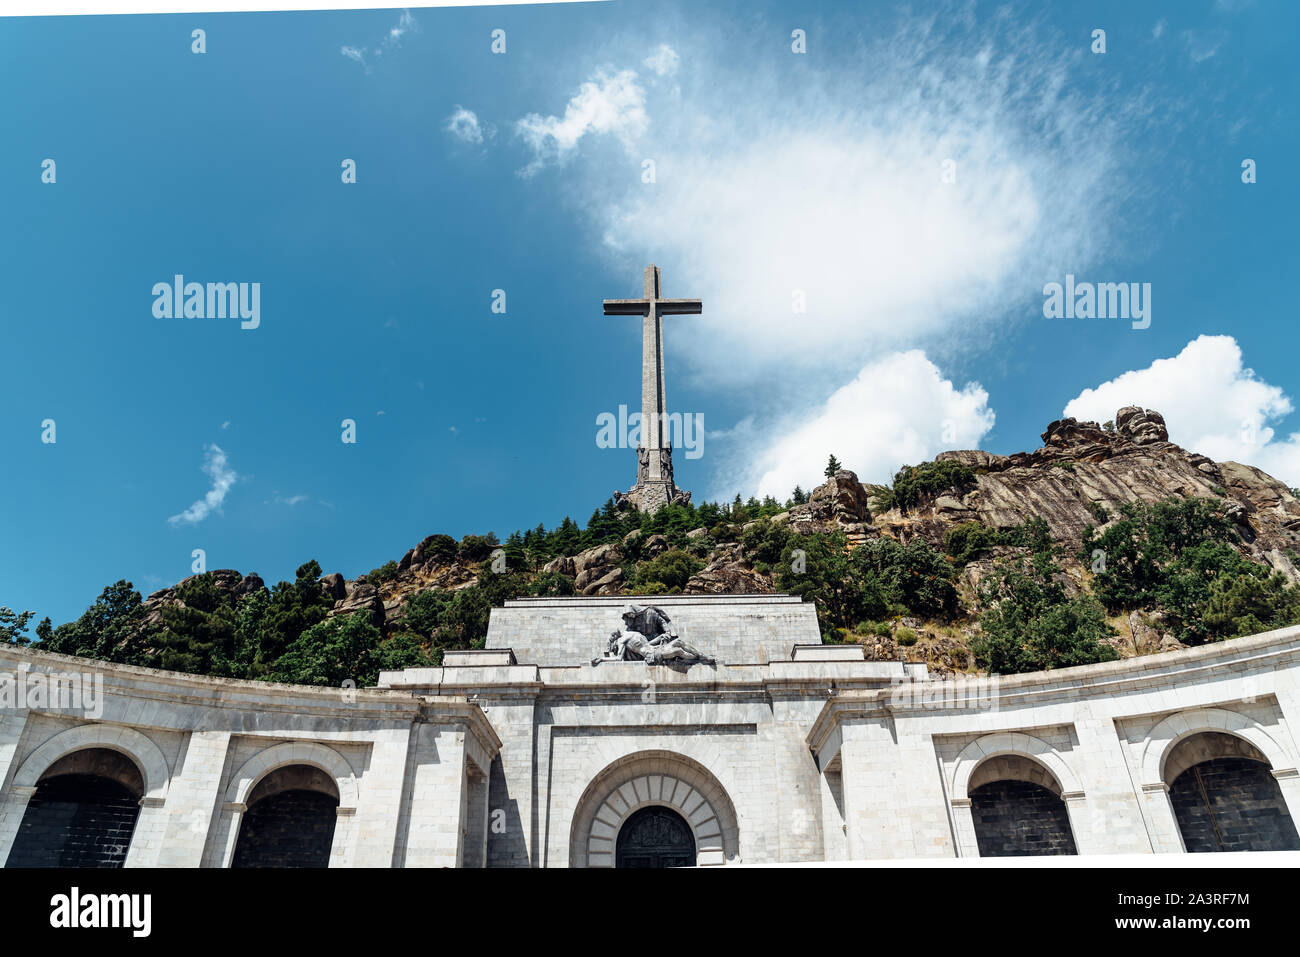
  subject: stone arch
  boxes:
[568,751,739,868]
[951,732,1081,801]
[224,742,358,810]
[6,748,147,868]
[231,765,341,869]
[1139,708,1294,787]
[13,724,170,802]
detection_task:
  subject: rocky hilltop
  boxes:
[857,406,1300,577]
[126,406,1300,678]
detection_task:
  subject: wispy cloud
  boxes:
[643,43,679,77]
[265,491,332,509]
[168,444,237,527]
[341,9,417,72]
[515,69,648,177]
[445,105,492,145]
[1181,29,1225,64]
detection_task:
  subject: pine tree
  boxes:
[825,454,842,478]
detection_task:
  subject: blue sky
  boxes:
[1,0,1297,627]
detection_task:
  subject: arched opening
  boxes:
[231,764,340,868]
[1166,732,1300,853]
[568,750,740,867]
[615,805,696,868]
[968,754,1077,857]
[6,748,144,868]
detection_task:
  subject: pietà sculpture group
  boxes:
[604,604,714,666]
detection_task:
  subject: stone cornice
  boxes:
[417,695,503,756]
[803,624,1300,754]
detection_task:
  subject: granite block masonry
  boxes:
[2,593,1300,866]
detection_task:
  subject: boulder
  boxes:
[319,572,346,601]
[235,572,265,597]
[684,559,775,594]
[581,566,624,596]
[573,542,623,575]
[807,469,873,526]
[543,555,576,577]
[331,580,384,626]
[1115,406,1169,445]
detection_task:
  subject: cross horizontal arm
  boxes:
[602,298,703,316]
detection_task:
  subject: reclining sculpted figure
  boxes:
[606,629,715,666]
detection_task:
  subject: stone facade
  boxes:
[3,594,1300,866]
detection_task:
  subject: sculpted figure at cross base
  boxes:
[604,603,715,665]
[621,603,673,641]
[607,629,715,666]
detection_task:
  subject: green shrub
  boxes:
[366,560,400,586]
[632,549,704,593]
[973,552,1118,673]
[876,460,976,514]
[1075,497,1298,643]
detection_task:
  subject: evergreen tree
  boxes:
[41,581,151,665]
[825,454,842,478]
[156,573,237,675]
[504,530,528,571]
[251,561,332,675]
[552,516,582,555]
[268,611,384,688]
[0,607,34,646]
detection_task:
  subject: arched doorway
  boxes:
[1166,732,1300,853]
[970,779,1078,857]
[615,806,696,868]
[230,764,340,868]
[966,753,1078,857]
[6,748,143,868]
[568,751,740,867]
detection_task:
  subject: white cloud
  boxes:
[538,16,1151,398]
[1152,20,1167,40]
[725,350,995,500]
[385,9,415,47]
[267,492,309,507]
[643,44,679,77]
[1063,335,1300,485]
[1181,29,1224,64]
[445,105,488,145]
[515,69,647,177]
[168,444,238,527]
[341,9,417,71]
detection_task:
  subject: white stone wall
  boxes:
[3,619,1300,866]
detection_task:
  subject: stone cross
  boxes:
[603,265,701,498]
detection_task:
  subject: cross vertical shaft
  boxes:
[602,263,702,511]
[642,265,666,478]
